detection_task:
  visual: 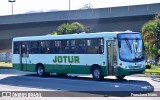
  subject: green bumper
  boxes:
[117,67,145,76]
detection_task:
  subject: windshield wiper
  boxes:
[125,38,132,53]
[133,58,142,60]
[135,38,139,53]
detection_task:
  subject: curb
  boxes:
[130,74,160,78]
[0,66,13,69]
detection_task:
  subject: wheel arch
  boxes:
[36,63,44,71]
[90,64,103,74]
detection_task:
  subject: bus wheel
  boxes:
[91,67,104,81]
[116,76,125,80]
[36,64,45,77]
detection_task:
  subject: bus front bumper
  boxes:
[117,67,145,76]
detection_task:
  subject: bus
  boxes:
[12,31,146,80]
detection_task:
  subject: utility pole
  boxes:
[69,0,70,10]
[8,0,16,15]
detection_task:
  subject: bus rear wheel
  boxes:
[91,67,104,81]
[116,76,125,80]
[36,64,46,77]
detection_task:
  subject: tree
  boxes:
[57,23,74,35]
[53,22,88,35]
[71,22,85,33]
[80,3,93,9]
[141,13,160,65]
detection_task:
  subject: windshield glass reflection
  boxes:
[118,33,145,62]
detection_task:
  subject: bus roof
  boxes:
[13,31,139,41]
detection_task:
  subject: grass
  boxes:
[145,65,160,75]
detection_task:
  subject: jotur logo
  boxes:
[53,56,80,63]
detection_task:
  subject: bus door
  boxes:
[107,40,118,75]
[20,42,29,71]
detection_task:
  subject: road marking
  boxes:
[114,85,119,88]
[0,74,19,80]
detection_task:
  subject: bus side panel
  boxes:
[12,63,36,72]
[44,64,90,74]
[25,64,36,72]
[101,66,107,76]
[12,54,21,70]
[13,63,21,70]
[44,64,107,75]
[12,54,107,75]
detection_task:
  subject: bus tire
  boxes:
[116,76,125,80]
[91,66,104,81]
[36,64,46,77]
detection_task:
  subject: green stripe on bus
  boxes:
[13,63,107,75]
[13,63,144,76]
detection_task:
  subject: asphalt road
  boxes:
[0,69,160,99]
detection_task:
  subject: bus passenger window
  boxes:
[78,39,86,54]
[31,41,40,54]
[64,47,70,53]
[97,46,103,54]
[13,42,20,54]
[46,48,53,54]
[14,48,19,54]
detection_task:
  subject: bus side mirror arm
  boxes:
[118,41,121,48]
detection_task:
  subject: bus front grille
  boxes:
[128,66,141,69]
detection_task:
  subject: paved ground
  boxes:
[0,69,160,100]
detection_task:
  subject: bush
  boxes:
[146,65,152,69]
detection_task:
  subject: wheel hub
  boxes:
[94,69,100,78]
[38,67,43,75]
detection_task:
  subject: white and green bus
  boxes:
[12,31,146,80]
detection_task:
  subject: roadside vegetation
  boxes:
[145,65,160,75]
[141,13,160,65]
[53,22,89,35]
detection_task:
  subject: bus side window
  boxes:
[46,48,53,54]
[78,46,85,54]
[14,48,19,54]
[70,40,78,54]
[86,39,97,54]
[54,47,59,53]
[40,41,46,54]
[78,39,86,54]
[65,46,70,53]
[31,41,39,54]
[54,40,61,54]
[96,38,104,54]
[21,43,30,57]
[97,46,103,54]
[13,42,19,54]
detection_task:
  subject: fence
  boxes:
[0,52,12,63]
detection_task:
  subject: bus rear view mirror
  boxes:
[118,41,121,48]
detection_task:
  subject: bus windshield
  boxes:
[118,33,145,62]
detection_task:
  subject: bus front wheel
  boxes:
[116,76,125,80]
[36,64,46,77]
[91,67,104,81]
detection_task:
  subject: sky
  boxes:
[0,0,160,16]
